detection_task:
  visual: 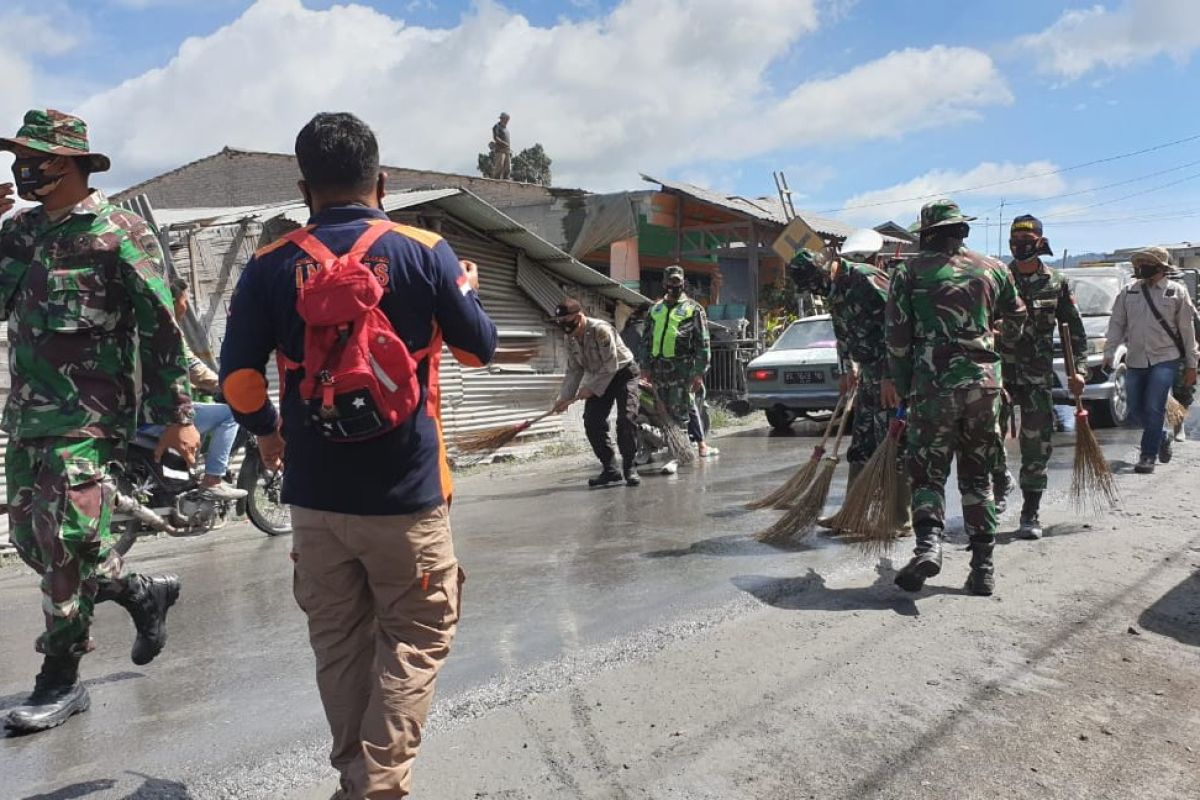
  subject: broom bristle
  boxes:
[663,420,697,465]
[746,452,822,510]
[756,459,837,544]
[818,444,889,534]
[1166,395,1188,430]
[1071,417,1119,514]
[453,424,524,454]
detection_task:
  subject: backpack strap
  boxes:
[284,219,394,267]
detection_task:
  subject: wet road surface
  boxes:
[0,416,1161,798]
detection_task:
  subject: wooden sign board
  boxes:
[772,216,825,263]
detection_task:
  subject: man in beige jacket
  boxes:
[1103,247,1198,473]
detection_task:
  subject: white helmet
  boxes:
[840,228,884,259]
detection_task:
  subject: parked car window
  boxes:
[773,318,836,350]
[1069,275,1121,316]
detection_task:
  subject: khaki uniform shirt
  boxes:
[558,317,634,402]
[1104,277,1199,369]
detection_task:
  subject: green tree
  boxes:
[476,143,553,186]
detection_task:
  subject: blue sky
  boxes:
[3,0,1199,257]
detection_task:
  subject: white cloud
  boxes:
[0,4,82,128]
[839,161,1068,227]
[1017,0,1200,79]
[69,0,1011,193]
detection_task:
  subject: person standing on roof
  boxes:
[219,112,497,799]
[490,112,511,180]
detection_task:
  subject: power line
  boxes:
[1017,158,1200,207]
[825,131,1200,213]
[1042,170,1200,216]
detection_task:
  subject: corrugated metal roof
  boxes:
[641,175,907,246]
[158,188,647,307]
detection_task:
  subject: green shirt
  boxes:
[0,191,193,440]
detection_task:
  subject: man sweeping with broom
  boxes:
[991,215,1088,540]
[789,231,912,536]
[883,199,1026,596]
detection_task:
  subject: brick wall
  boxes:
[113,148,565,210]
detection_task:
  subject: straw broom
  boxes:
[1060,323,1119,513]
[1166,394,1187,431]
[453,409,555,456]
[846,405,911,559]
[822,403,907,539]
[746,392,848,510]
[756,391,856,544]
[649,386,697,466]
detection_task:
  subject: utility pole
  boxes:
[997,198,1006,259]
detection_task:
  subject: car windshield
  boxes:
[1068,274,1121,316]
[773,318,836,351]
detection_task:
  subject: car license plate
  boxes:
[784,370,825,384]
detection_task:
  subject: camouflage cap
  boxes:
[0,109,111,173]
[1131,246,1171,269]
[664,265,686,286]
[914,198,975,232]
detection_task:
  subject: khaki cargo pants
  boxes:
[291,504,463,799]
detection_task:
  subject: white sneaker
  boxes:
[201,481,249,500]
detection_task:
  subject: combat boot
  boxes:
[623,464,641,487]
[97,574,181,665]
[894,523,943,593]
[4,654,90,733]
[1018,491,1043,540]
[965,535,995,596]
[588,464,624,489]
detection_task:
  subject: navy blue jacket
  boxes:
[219,205,497,514]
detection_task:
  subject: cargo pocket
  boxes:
[45,268,115,333]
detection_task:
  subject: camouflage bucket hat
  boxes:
[664,265,686,286]
[915,198,975,232]
[1131,246,1171,269]
[0,109,111,173]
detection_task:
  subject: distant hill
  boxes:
[1047,252,1113,268]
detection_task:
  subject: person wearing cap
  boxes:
[0,109,197,733]
[884,199,1026,596]
[792,230,912,535]
[1103,246,1198,473]
[643,265,715,457]
[991,215,1087,539]
[489,112,512,180]
[552,298,641,487]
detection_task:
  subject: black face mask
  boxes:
[559,318,580,333]
[1135,264,1163,280]
[12,156,64,201]
[665,284,683,300]
[1011,240,1039,262]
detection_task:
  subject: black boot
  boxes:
[4,655,90,733]
[894,523,943,593]
[97,574,181,665]
[623,464,641,487]
[1018,491,1043,540]
[965,535,996,596]
[588,464,624,489]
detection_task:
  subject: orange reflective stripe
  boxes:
[390,223,443,250]
[223,368,269,414]
[285,220,394,267]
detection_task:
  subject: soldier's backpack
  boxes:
[283,221,421,442]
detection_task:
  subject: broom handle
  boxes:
[828,390,857,457]
[1059,323,1084,411]
[815,391,849,449]
[523,409,557,431]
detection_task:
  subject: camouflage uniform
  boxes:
[0,112,193,660]
[887,200,1026,595]
[996,264,1086,494]
[643,273,710,429]
[827,259,891,465]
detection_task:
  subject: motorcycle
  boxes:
[113,426,290,555]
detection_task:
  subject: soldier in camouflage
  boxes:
[993,215,1087,540]
[643,265,715,457]
[790,231,911,533]
[883,199,1026,596]
[0,110,198,734]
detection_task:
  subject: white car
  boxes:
[745,315,842,430]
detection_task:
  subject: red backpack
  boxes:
[283,221,421,442]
